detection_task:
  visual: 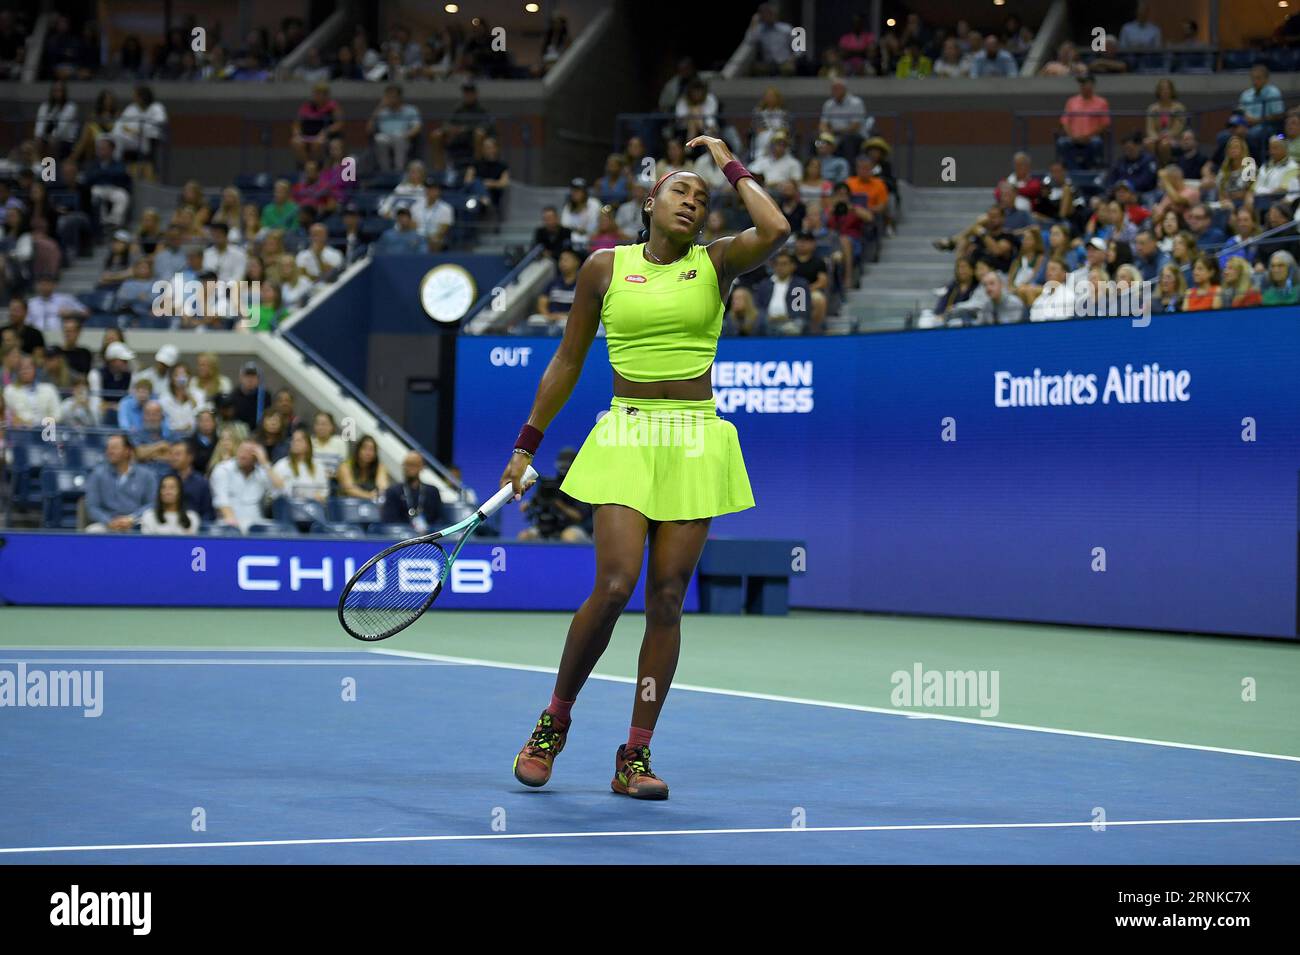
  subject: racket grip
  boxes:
[483,465,540,517]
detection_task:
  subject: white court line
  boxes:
[3,816,1299,856]
[370,648,1300,764]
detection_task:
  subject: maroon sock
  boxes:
[545,694,574,727]
[627,726,653,750]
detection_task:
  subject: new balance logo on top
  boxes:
[678,270,697,281]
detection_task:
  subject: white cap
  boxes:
[155,344,180,366]
[105,342,135,362]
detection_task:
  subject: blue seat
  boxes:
[247,521,297,536]
[40,468,87,528]
[84,312,121,329]
[1221,50,1255,72]
[366,172,403,191]
[9,443,65,514]
[235,172,275,191]
[78,289,116,312]
[313,521,366,538]
[206,523,244,536]
[272,497,328,527]
[63,445,106,472]
[328,496,382,527]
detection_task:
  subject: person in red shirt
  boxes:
[1112,180,1151,227]
[823,181,874,287]
[290,159,339,218]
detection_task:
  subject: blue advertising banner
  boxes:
[0,533,696,612]
[454,309,1300,638]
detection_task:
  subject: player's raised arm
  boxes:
[500,248,613,497]
[686,134,791,284]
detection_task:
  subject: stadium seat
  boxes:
[64,445,105,472]
[78,289,116,313]
[246,521,298,536]
[9,443,66,515]
[1221,50,1255,71]
[328,497,382,528]
[40,469,87,528]
[205,523,243,536]
[234,172,275,191]
[313,521,366,539]
[272,497,329,527]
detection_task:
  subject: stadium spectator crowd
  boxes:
[926,70,1299,326]
[0,330,464,535]
[4,11,570,84]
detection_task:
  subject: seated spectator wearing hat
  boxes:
[1069,236,1110,293]
[92,339,135,426]
[133,343,180,395]
[85,433,158,533]
[1105,132,1158,197]
[560,178,601,250]
[533,205,573,259]
[381,450,444,533]
[26,273,88,336]
[1112,181,1152,228]
[415,179,455,252]
[373,207,425,255]
[789,231,829,333]
[1253,135,1300,214]
[339,203,370,265]
[1058,73,1111,170]
[754,130,800,194]
[99,230,136,287]
[3,353,60,425]
[813,133,850,185]
[746,250,812,335]
[430,81,496,170]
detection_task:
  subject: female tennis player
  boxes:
[500,134,790,799]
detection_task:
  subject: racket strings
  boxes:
[340,539,450,640]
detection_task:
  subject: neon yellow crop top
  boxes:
[600,242,723,382]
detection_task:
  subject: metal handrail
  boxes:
[460,242,545,329]
[278,325,463,493]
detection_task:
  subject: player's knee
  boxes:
[645,579,686,624]
[594,574,636,615]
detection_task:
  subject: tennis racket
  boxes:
[338,466,538,641]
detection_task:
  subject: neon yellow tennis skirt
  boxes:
[560,396,755,522]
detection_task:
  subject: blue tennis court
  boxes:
[2,646,1297,865]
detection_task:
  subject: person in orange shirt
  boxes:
[845,154,891,234]
[1182,254,1223,311]
[1057,72,1111,170]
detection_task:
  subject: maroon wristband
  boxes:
[514,424,543,455]
[722,159,754,189]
